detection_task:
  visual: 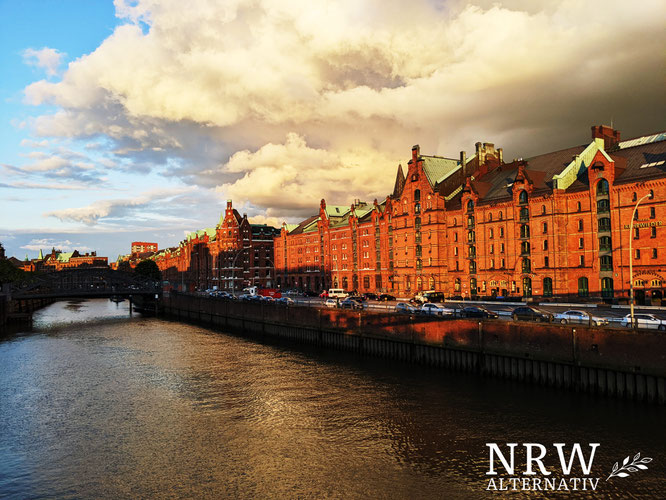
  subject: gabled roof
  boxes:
[392,165,406,197]
[286,215,319,235]
[611,134,666,185]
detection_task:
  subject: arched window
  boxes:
[541,205,546,215]
[577,201,582,212]
[522,258,531,273]
[520,224,530,238]
[467,200,475,212]
[632,192,637,202]
[596,179,609,196]
[342,276,348,289]
[414,189,420,202]
[600,255,613,271]
[543,277,553,297]
[578,277,589,297]
[521,241,530,255]
[416,259,422,270]
[415,217,421,230]
[499,211,503,220]
[469,260,476,274]
[519,190,528,204]
[469,245,476,258]
[470,278,477,294]
[649,189,654,199]
[468,230,475,243]
[601,277,614,299]
[598,217,611,232]
[429,277,435,289]
[519,207,529,220]
[599,236,611,251]
[454,278,461,292]
[488,213,493,222]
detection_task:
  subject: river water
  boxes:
[0,299,664,499]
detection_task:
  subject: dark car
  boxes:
[511,306,554,322]
[378,294,396,302]
[362,293,379,301]
[302,290,319,297]
[340,298,364,310]
[461,306,499,319]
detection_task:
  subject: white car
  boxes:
[324,298,337,308]
[621,313,666,330]
[554,310,609,326]
[420,303,454,317]
[395,302,419,314]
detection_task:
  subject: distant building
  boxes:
[275,125,666,304]
[20,248,108,272]
[153,200,280,292]
[0,242,5,260]
[131,242,158,254]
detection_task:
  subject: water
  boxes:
[0,299,664,499]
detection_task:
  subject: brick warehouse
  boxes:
[153,200,279,292]
[274,125,666,303]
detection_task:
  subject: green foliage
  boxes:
[0,260,26,285]
[134,259,161,281]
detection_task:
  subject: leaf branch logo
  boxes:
[606,453,652,481]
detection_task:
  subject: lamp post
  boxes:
[629,192,653,327]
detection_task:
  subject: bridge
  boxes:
[10,268,161,300]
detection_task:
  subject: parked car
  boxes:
[420,303,455,316]
[324,298,338,308]
[554,310,609,326]
[395,302,419,314]
[378,294,396,302]
[276,297,295,305]
[340,298,364,310]
[362,293,379,301]
[319,290,329,298]
[621,313,666,330]
[461,306,499,319]
[511,306,554,322]
[302,290,319,297]
[412,290,446,305]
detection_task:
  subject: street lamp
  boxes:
[629,191,653,327]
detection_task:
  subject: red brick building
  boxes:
[275,126,666,303]
[131,241,158,254]
[21,248,108,272]
[153,200,279,292]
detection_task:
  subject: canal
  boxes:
[0,299,664,499]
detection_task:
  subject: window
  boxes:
[468,246,476,258]
[650,189,654,199]
[414,189,420,202]
[499,211,503,220]
[579,255,585,267]
[599,236,611,251]
[467,200,474,212]
[541,205,546,215]
[634,228,640,240]
[468,230,475,243]
[470,278,477,294]
[522,258,531,273]
[469,260,476,274]
[542,222,548,234]
[652,226,657,238]
[489,228,494,239]
[519,190,528,204]
[520,207,529,221]
[501,258,506,268]
[577,201,582,212]
[454,232,458,242]
[597,199,610,213]
[490,258,495,269]
[522,277,532,297]
[651,207,656,219]
[601,277,614,299]
[543,277,553,297]
[454,278,461,292]
[521,241,530,255]
[600,255,613,271]
[520,225,530,238]
[544,256,549,268]
[578,277,589,297]
[635,249,641,259]
[596,179,609,196]
[454,246,459,256]
[598,218,611,232]
[490,244,494,254]
[416,258,423,270]
[653,248,658,259]
[543,240,548,251]
[579,237,584,249]
[632,192,637,202]
[488,213,493,222]
[500,227,504,238]
[500,243,505,253]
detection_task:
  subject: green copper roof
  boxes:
[57,252,74,263]
[284,224,299,232]
[422,156,460,187]
[325,205,350,217]
[38,249,43,260]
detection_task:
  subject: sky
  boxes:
[1,0,665,261]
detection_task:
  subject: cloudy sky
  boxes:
[1,0,664,260]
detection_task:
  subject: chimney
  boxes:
[475,142,483,163]
[412,145,420,161]
[497,148,503,163]
[460,150,467,177]
[591,125,621,150]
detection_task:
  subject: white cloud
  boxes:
[17,0,666,222]
[22,47,66,77]
[21,238,91,253]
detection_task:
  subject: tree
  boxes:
[134,260,161,281]
[0,260,25,286]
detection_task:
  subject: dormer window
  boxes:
[467,200,475,212]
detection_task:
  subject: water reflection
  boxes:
[0,299,663,499]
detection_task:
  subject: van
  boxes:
[327,288,348,299]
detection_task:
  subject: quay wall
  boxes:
[161,295,666,404]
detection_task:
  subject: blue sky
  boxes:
[1,0,665,261]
